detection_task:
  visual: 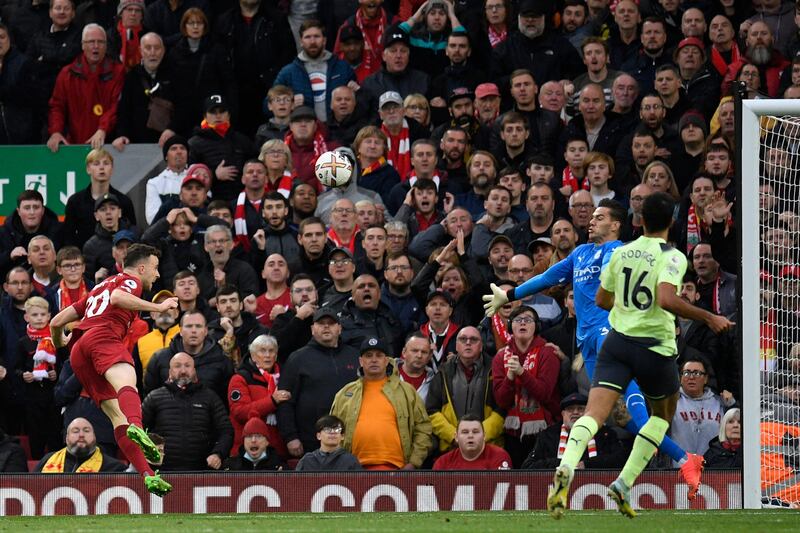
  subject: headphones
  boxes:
[508,305,542,335]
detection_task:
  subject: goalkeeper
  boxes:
[483,198,706,500]
[543,192,734,518]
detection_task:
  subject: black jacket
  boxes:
[491,30,583,90]
[142,381,233,471]
[26,24,81,96]
[143,0,210,48]
[54,359,116,453]
[0,205,62,279]
[222,446,286,471]
[0,46,41,144]
[0,432,28,472]
[521,422,629,469]
[207,312,267,361]
[338,298,404,357]
[558,112,626,164]
[188,126,257,202]
[270,309,312,364]
[145,335,234,403]
[361,66,429,112]
[276,338,360,452]
[115,63,177,143]
[196,257,260,302]
[295,448,362,471]
[62,185,137,248]
[703,437,742,469]
[82,221,138,277]
[141,213,224,282]
[34,448,126,473]
[287,245,333,287]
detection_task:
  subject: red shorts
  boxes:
[70,328,133,405]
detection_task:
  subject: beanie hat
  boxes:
[243,417,270,438]
[117,0,145,15]
[162,135,188,159]
[678,110,708,136]
[32,337,57,381]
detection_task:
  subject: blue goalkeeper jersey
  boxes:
[514,241,622,344]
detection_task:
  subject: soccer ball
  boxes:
[315,150,353,188]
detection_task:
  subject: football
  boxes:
[315,150,353,188]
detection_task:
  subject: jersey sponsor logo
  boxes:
[574,265,600,278]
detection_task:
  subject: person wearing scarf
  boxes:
[420,289,459,372]
[378,92,412,181]
[491,306,561,467]
[233,161,269,252]
[334,1,397,80]
[355,124,401,201]
[259,139,296,199]
[708,15,740,77]
[37,417,126,473]
[327,198,360,254]
[114,0,145,72]
[284,106,331,193]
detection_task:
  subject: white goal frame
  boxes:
[739,97,800,509]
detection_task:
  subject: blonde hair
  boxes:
[86,148,114,166]
[259,139,293,171]
[24,296,50,313]
[353,126,388,158]
[642,161,680,201]
[582,151,615,177]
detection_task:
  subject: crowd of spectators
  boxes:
[5,0,799,473]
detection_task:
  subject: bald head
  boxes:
[169,352,196,386]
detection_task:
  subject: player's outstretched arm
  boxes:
[657,282,735,334]
[111,289,178,314]
[50,306,80,348]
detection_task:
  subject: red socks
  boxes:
[117,385,143,427]
[114,425,154,477]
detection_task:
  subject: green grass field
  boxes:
[1,510,798,532]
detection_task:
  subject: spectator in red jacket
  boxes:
[227,334,290,457]
[46,23,125,152]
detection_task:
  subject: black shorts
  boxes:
[592,329,680,400]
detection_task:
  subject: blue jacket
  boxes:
[274,53,355,119]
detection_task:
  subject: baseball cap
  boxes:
[313,307,340,323]
[677,37,705,53]
[518,0,550,16]
[328,246,354,260]
[203,94,228,114]
[528,237,555,254]
[339,24,363,43]
[426,288,455,307]
[151,289,175,303]
[379,91,403,109]
[94,193,120,212]
[112,229,137,246]
[448,87,475,106]
[489,234,514,251]
[475,83,500,99]
[182,163,211,188]
[360,336,389,356]
[560,392,588,410]
[383,25,410,48]
[289,106,316,122]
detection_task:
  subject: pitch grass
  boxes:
[1,510,798,532]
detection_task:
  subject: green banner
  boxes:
[0,145,92,217]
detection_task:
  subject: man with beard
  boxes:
[491,0,582,91]
[724,21,789,98]
[692,242,737,319]
[454,151,498,218]
[742,0,796,57]
[381,253,422,337]
[290,183,318,226]
[335,25,368,83]
[439,127,469,195]
[270,274,318,362]
[540,219,578,273]
[429,32,486,115]
[251,193,300,270]
[142,353,233,471]
[35,417,126,473]
[339,274,403,356]
[504,183,556,254]
[274,20,356,123]
[673,38,720,122]
[630,17,671,95]
[616,94,681,173]
[134,290,181,378]
[475,83,501,128]
[484,235,514,282]
[431,87,491,151]
[561,0,592,51]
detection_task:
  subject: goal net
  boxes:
[741,98,800,509]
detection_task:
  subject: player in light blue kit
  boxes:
[483,198,705,500]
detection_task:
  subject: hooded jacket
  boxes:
[330,361,432,468]
[670,387,725,463]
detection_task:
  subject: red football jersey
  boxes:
[72,273,143,341]
[432,444,512,471]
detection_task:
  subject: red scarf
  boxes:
[327,226,359,253]
[382,120,411,180]
[285,128,328,163]
[233,192,261,252]
[710,43,740,77]
[117,21,142,71]
[201,119,230,138]
[686,204,706,254]
[421,321,459,370]
[499,339,550,437]
[558,424,596,458]
[562,167,588,193]
[488,25,507,48]
[415,211,438,232]
[265,170,293,198]
[491,314,513,352]
[354,8,386,78]
[27,324,51,341]
[59,278,89,313]
[407,170,441,188]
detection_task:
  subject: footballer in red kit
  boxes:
[50,244,178,496]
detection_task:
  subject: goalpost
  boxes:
[739,93,800,509]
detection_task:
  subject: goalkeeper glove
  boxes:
[483,283,511,317]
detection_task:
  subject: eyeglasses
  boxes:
[386,265,412,272]
[682,370,707,377]
[321,427,343,434]
[291,287,315,294]
[329,259,353,266]
[59,262,84,270]
[332,208,355,214]
[512,317,536,324]
[457,336,481,344]
[572,203,593,210]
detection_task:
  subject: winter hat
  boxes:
[678,110,708,136]
[32,337,57,381]
[162,135,188,159]
[117,0,144,15]
[243,417,270,438]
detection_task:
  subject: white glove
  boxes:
[482,283,510,317]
